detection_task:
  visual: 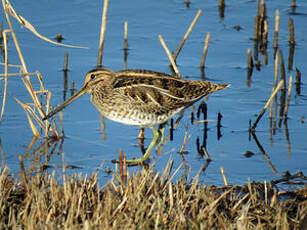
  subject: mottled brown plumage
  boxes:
[44,68,229,165]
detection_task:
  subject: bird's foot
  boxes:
[111,157,150,166]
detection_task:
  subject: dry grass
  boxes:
[0,0,86,139]
[0,163,306,229]
[158,35,181,78]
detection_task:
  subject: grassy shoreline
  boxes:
[1,165,306,229]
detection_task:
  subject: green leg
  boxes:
[156,123,166,149]
[112,127,159,166]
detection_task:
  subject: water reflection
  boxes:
[196,102,208,153]
[63,67,68,101]
[0,138,5,167]
[63,52,69,101]
[138,137,146,155]
[251,132,278,174]
[283,119,291,158]
[123,22,128,70]
[19,136,64,175]
[288,44,295,71]
[70,81,75,96]
[295,68,301,95]
[100,115,106,141]
[169,118,174,141]
[200,67,206,80]
[278,88,286,128]
[217,112,223,140]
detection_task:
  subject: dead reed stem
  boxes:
[97,0,109,67]
[185,0,190,8]
[247,48,253,87]
[55,33,63,43]
[4,0,86,49]
[218,1,225,19]
[291,0,296,9]
[263,19,268,65]
[0,30,9,125]
[247,48,253,70]
[123,155,127,184]
[172,9,202,61]
[15,98,40,136]
[200,32,210,68]
[251,80,284,132]
[202,146,211,160]
[253,18,259,60]
[284,121,291,158]
[283,76,293,120]
[59,111,64,136]
[0,162,306,229]
[289,18,295,45]
[270,54,279,118]
[123,21,128,70]
[288,46,295,72]
[273,10,279,49]
[18,156,29,191]
[220,167,228,186]
[295,68,301,95]
[0,73,30,78]
[124,21,128,50]
[45,88,51,115]
[254,0,260,41]
[0,63,21,68]
[158,35,180,78]
[264,180,268,205]
[119,150,123,178]
[63,52,69,71]
[279,50,286,89]
[1,0,55,136]
[260,0,266,20]
[2,0,28,76]
[138,128,145,140]
[278,51,287,128]
[218,0,225,8]
[178,129,191,154]
[263,18,268,44]
[1,0,89,137]
[70,81,75,95]
[288,18,295,71]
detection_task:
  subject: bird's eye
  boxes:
[90,74,96,80]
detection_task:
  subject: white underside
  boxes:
[102,108,183,128]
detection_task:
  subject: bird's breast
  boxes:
[90,93,183,127]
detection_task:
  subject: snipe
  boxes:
[44,68,229,165]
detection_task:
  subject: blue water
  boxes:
[0,0,306,186]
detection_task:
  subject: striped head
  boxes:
[83,68,116,94]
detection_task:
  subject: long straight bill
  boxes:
[43,86,87,120]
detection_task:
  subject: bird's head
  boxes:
[43,68,115,120]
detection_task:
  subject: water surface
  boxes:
[1,0,306,186]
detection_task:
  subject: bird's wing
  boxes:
[112,75,213,114]
[112,76,188,113]
[117,69,178,79]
